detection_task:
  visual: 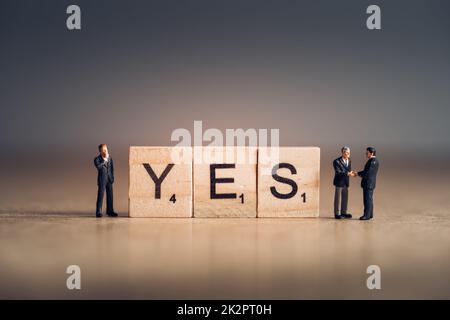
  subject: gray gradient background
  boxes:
[0,0,449,213]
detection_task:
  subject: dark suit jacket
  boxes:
[333,157,352,188]
[358,157,379,189]
[94,155,114,187]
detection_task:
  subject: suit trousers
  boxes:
[363,187,374,218]
[96,181,114,214]
[334,186,348,215]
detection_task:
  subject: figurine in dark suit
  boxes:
[357,147,379,220]
[332,147,356,219]
[94,144,118,217]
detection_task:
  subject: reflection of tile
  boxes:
[258,147,320,217]
[193,147,257,217]
[129,147,192,217]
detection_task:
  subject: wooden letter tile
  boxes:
[258,147,320,217]
[129,147,192,217]
[193,147,257,217]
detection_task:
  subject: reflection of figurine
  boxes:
[356,147,379,220]
[332,147,355,219]
[94,144,118,218]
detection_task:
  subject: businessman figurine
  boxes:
[332,147,355,219]
[94,144,118,218]
[357,147,379,220]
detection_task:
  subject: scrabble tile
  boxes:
[193,147,257,217]
[258,147,320,217]
[129,147,192,217]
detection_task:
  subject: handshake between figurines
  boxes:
[347,170,358,177]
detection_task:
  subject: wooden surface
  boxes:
[2,153,450,299]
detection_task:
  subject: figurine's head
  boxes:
[341,146,350,159]
[98,143,108,157]
[366,147,376,158]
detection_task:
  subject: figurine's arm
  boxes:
[94,157,106,171]
[358,160,375,178]
[110,158,115,182]
[333,160,348,177]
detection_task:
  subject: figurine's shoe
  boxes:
[341,213,352,219]
[107,212,118,217]
[334,215,343,219]
[359,215,371,221]
[96,213,102,218]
